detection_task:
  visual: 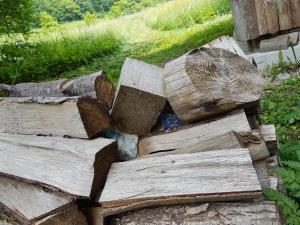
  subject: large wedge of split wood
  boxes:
[0,72,115,108]
[110,202,281,225]
[99,148,262,208]
[112,58,166,135]
[164,48,265,122]
[0,133,117,198]
[0,97,110,138]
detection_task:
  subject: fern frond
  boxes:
[263,188,300,225]
[283,160,300,171]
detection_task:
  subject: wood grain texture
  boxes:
[164,48,265,122]
[290,0,300,28]
[259,34,289,52]
[260,125,278,154]
[253,159,271,188]
[111,202,282,225]
[0,176,73,223]
[0,72,115,108]
[0,97,110,138]
[34,205,87,225]
[138,112,251,155]
[99,148,262,208]
[112,58,166,135]
[275,0,293,30]
[0,133,117,198]
[138,131,244,157]
[231,0,260,41]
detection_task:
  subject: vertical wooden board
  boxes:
[275,0,293,30]
[231,0,260,41]
[0,176,72,223]
[255,0,269,35]
[99,149,262,208]
[290,0,300,28]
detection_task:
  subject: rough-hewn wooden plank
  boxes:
[231,0,260,41]
[112,58,166,135]
[138,112,250,155]
[138,131,244,157]
[0,176,73,224]
[34,205,87,225]
[0,133,117,198]
[163,48,265,122]
[111,202,281,225]
[0,72,115,109]
[259,34,290,52]
[99,148,262,208]
[290,0,300,28]
[253,159,271,188]
[260,125,279,153]
[0,97,110,138]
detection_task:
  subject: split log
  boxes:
[99,148,262,208]
[253,159,271,188]
[112,58,166,135]
[138,131,244,157]
[203,36,248,60]
[0,97,110,138]
[260,125,279,154]
[34,205,87,225]
[231,0,260,41]
[164,48,265,122]
[111,202,282,225]
[138,111,251,156]
[0,175,73,224]
[0,133,117,198]
[259,0,279,34]
[0,72,115,108]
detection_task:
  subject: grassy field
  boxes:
[0,0,232,85]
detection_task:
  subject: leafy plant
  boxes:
[40,12,60,32]
[83,12,97,25]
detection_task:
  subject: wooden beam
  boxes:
[99,148,262,208]
[164,48,265,122]
[259,34,290,52]
[290,0,300,28]
[138,111,251,156]
[0,72,115,109]
[0,133,117,198]
[112,58,166,135]
[0,97,110,138]
[110,202,282,225]
[260,125,279,154]
[275,0,293,30]
[0,175,73,224]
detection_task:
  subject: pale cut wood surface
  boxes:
[138,112,251,154]
[99,148,262,208]
[34,205,87,225]
[0,176,72,223]
[111,202,281,225]
[138,131,244,157]
[260,124,278,153]
[163,48,265,122]
[203,36,248,60]
[0,133,117,198]
[0,97,110,138]
[112,58,166,135]
[259,34,289,52]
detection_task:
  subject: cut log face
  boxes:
[0,176,73,224]
[0,72,115,109]
[164,48,265,122]
[112,58,166,135]
[33,205,87,225]
[138,111,251,155]
[0,97,110,138]
[111,202,282,225]
[260,125,278,153]
[0,133,117,198]
[99,148,262,208]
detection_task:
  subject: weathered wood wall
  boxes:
[232,0,300,41]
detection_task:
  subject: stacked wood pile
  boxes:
[231,0,300,52]
[0,37,283,225]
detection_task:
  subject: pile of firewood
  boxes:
[0,37,283,225]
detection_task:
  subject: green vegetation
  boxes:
[0,0,233,84]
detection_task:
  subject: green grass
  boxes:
[261,75,300,161]
[0,0,233,85]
